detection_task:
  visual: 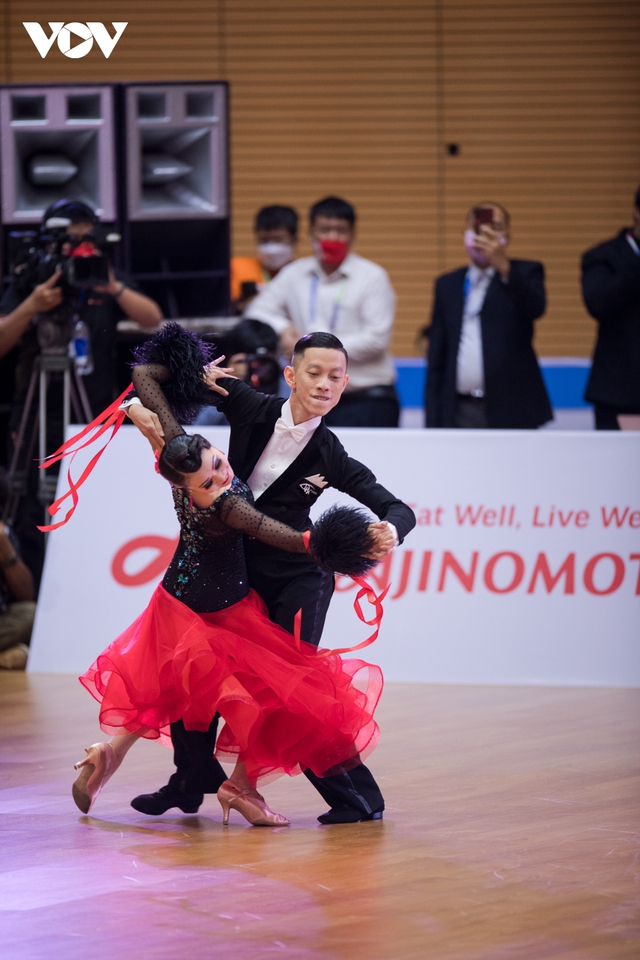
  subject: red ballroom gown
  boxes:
[80,477,382,785]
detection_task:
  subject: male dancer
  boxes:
[126,332,415,823]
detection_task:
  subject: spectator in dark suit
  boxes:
[425,201,552,429]
[581,186,640,429]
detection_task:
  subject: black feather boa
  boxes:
[308,505,378,577]
[132,322,215,424]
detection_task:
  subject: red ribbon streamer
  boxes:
[294,568,390,658]
[37,383,133,532]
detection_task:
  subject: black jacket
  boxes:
[425,260,552,429]
[581,229,640,408]
[214,378,415,539]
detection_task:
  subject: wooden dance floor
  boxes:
[1,674,638,960]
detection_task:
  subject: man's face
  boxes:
[65,221,95,240]
[310,215,354,247]
[284,347,349,419]
[464,205,509,241]
[255,226,296,247]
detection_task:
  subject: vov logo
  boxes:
[23,22,128,59]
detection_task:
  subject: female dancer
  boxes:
[72,326,383,825]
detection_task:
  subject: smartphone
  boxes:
[474,208,493,233]
[240,280,258,300]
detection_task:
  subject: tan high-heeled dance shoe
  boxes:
[217,780,290,827]
[72,742,121,814]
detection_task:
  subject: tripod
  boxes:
[3,351,93,527]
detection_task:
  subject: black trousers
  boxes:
[170,545,385,815]
[594,401,640,430]
[454,394,489,429]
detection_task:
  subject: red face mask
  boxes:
[317,238,349,267]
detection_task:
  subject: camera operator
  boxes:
[0,199,162,588]
[0,199,163,417]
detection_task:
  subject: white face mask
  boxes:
[257,242,294,272]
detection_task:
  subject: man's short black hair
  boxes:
[467,201,511,229]
[254,205,298,236]
[43,198,96,226]
[292,332,348,367]
[309,196,356,228]
[634,185,640,210]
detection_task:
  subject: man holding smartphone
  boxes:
[425,201,552,429]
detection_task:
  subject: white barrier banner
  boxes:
[29,428,640,686]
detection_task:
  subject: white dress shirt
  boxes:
[455,264,495,396]
[247,399,321,499]
[244,252,397,391]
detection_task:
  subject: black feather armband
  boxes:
[307,505,379,577]
[132,322,215,424]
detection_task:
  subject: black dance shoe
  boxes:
[317,806,384,824]
[131,784,203,815]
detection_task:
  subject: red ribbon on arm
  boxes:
[37,383,133,532]
[293,553,390,657]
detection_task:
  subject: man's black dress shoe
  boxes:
[317,806,384,824]
[131,784,203,815]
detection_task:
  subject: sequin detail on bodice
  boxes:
[162,477,254,613]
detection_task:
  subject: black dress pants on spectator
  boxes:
[594,402,640,430]
[325,386,400,428]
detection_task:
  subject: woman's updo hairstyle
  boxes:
[158,434,211,485]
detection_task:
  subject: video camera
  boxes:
[7,217,120,351]
[223,319,281,395]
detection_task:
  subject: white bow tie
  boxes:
[274,417,308,443]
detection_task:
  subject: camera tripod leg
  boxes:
[70,370,93,424]
[2,369,40,525]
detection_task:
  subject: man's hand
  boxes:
[26,270,63,314]
[203,356,238,396]
[473,226,510,279]
[279,324,300,358]
[127,404,165,452]
[365,521,396,560]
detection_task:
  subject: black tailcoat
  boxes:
[173,378,415,816]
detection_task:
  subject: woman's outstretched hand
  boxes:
[203,356,238,396]
[128,404,165,452]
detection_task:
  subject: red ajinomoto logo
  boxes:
[336,549,640,599]
[111,535,179,588]
[111,536,640,598]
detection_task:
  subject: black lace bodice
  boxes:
[163,476,306,612]
[131,362,308,612]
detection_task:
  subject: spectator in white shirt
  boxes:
[245,196,400,427]
[426,202,552,429]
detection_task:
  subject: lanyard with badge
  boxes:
[309,273,347,331]
[626,232,640,256]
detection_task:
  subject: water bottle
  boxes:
[73,318,94,375]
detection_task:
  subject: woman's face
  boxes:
[182,445,233,502]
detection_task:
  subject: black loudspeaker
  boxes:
[124,83,227,220]
[120,82,230,318]
[0,85,116,224]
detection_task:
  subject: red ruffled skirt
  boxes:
[80,585,382,784]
